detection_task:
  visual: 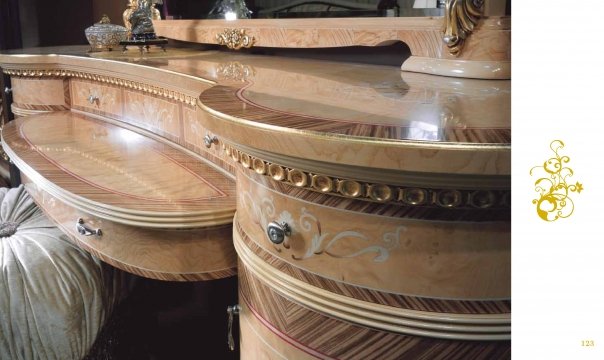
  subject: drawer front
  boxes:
[71,79,123,118]
[123,89,181,139]
[23,174,237,281]
[11,77,70,112]
[236,169,510,301]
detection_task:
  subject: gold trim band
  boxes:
[2,68,197,106]
[234,223,511,340]
[226,143,510,208]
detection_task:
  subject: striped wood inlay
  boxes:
[23,175,237,281]
[3,113,236,213]
[243,169,511,222]
[199,85,511,144]
[11,102,70,112]
[236,220,510,315]
[239,262,511,360]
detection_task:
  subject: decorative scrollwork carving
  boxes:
[216,29,255,50]
[442,0,484,56]
[530,140,583,222]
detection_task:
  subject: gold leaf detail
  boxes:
[216,29,255,50]
[442,0,484,56]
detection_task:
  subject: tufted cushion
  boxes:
[0,186,122,360]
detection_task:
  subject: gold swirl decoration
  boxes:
[216,29,255,50]
[2,68,197,106]
[530,140,583,222]
[442,0,484,56]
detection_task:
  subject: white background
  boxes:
[513,1,604,358]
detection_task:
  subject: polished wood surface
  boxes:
[11,77,70,111]
[23,175,237,281]
[153,17,510,79]
[0,47,510,176]
[238,261,510,359]
[0,45,509,355]
[236,170,510,299]
[2,112,236,228]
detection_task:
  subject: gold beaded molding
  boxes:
[225,144,510,209]
[2,68,197,106]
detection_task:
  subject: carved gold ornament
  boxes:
[442,0,484,56]
[216,29,255,50]
[226,143,510,209]
[2,68,197,106]
[530,140,583,222]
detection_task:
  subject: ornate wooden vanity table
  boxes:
[0,2,510,357]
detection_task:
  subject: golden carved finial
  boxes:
[442,0,484,56]
[530,140,583,222]
[216,29,255,50]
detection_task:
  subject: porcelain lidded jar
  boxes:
[85,15,128,51]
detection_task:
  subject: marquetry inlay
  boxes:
[2,68,197,106]
[225,143,510,209]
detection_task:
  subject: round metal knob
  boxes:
[87,94,99,104]
[4,87,12,95]
[266,221,291,245]
[204,134,218,148]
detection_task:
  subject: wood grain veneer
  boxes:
[243,169,510,222]
[238,261,510,359]
[23,175,237,281]
[153,17,510,79]
[235,193,510,300]
[11,77,70,112]
[236,220,509,315]
[2,112,236,228]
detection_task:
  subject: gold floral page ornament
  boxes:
[530,140,583,221]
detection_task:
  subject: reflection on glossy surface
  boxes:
[1,46,510,144]
[20,113,222,201]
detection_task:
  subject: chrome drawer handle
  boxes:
[204,134,218,148]
[76,218,102,236]
[227,304,240,351]
[267,221,291,245]
[87,94,99,104]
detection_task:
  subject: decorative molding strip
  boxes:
[240,280,510,360]
[443,0,484,56]
[10,104,54,117]
[236,220,511,314]
[235,232,511,340]
[216,28,256,50]
[2,68,197,106]
[226,143,510,208]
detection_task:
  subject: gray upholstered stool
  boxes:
[0,185,125,360]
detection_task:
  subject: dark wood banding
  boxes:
[243,169,511,222]
[239,262,511,360]
[200,85,511,145]
[236,221,510,315]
